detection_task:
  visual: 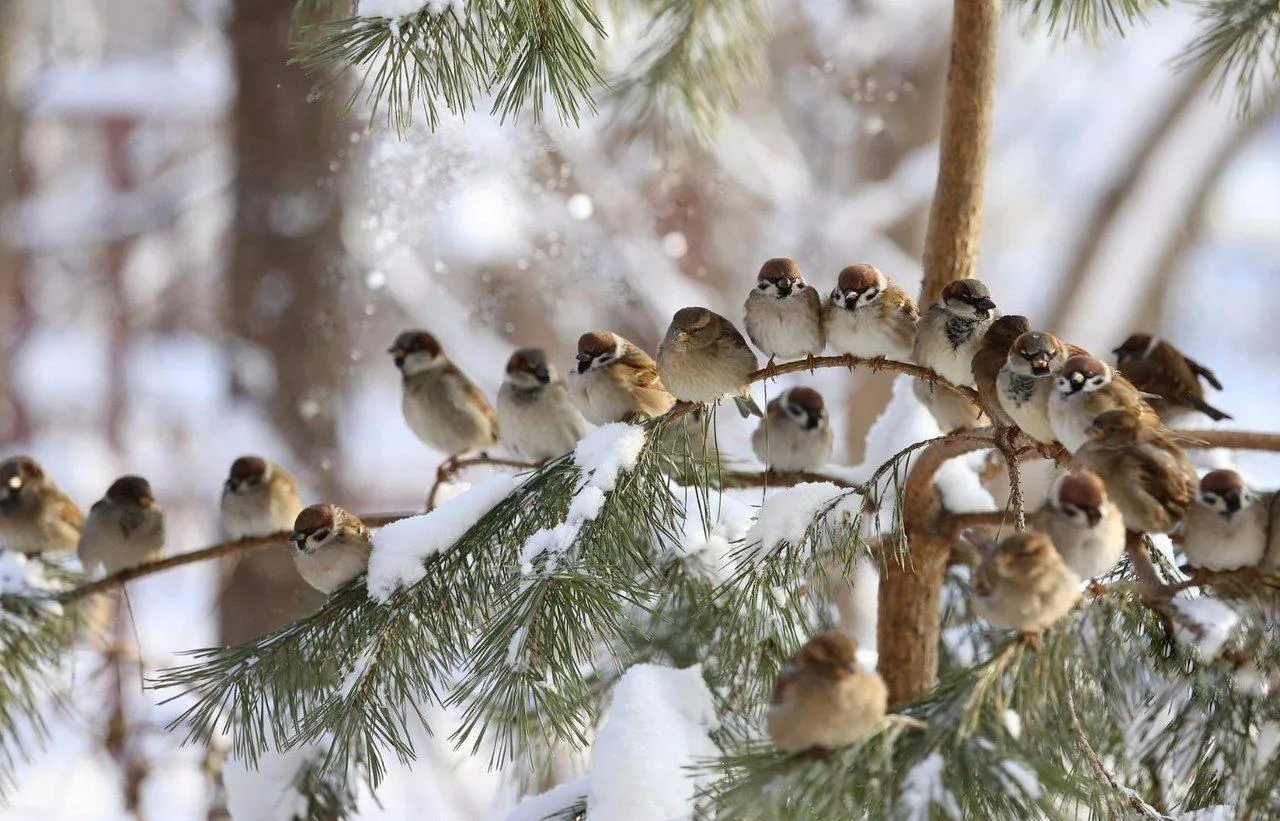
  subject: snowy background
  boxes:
[1,0,1278,818]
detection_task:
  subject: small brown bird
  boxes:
[1048,355,1162,454]
[657,307,763,418]
[971,315,1032,429]
[1029,470,1125,581]
[912,278,999,388]
[497,348,589,462]
[767,630,887,752]
[288,504,373,594]
[0,456,83,555]
[968,530,1081,633]
[743,258,825,366]
[1071,409,1196,534]
[220,456,305,540]
[78,476,165,576]
[1181,470,1269,571]
[996,331,1080,444]
[568,331,675,425]
[388,330,499,461]
[823,263,919,361]
[1113,333,1230,425]
[750,387,835,473]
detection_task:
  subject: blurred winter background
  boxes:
[0,0,1277,818]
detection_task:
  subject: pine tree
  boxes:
[3,0,1280,818]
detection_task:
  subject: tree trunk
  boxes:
[220,0,350,643]
[878,0,1000,706]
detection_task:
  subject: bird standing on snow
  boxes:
[220,456,305,540]
[288,504,373,594]
[498,347,590,462]
[751,387,834,473]
[657,307,763,418]
[767,630,887,752]
[388,330,499,463]
[743,257,824,370]
[0,456,82,556]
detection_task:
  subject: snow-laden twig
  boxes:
[1066,690,1171,820]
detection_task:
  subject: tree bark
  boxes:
[917,0,1000,308]
[221,0,350,643]
[878,0,1000,705]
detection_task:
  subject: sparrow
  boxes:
[968,530,1081,633]
[1029,470,1125,581]
[823,263,919,361]
[750,387,834,474]
[220,456,305,540]
[1047,355,1163,454]
[78,475,165,576]
[996,331,1080,444]
[970,315,1032,429]
[1180,470,1269,571]
[657,307,763,418]
[388,330,499,461]
[767,630,887,752]
[288,504,373,594]
[568,331,675,425]
[1113,333,1231,425]
[1070,408,1196,534]
[0,456,83,556]
[911,278,999,388]
[497,347,590,462]
[743,257,825,367]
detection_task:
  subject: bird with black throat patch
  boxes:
[823,263,919,362]
[751,387,834,474]
[78,475,165,577]
[1181,469,1270,571]
[288,504,373,594]
[568,331,676,425]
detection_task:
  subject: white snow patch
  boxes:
[586,664,719,821]
[900,753,961,820]
[676,492,756,582]
[998,759,1041,799]
[0,551,58,598]
[1002,709,1023,741]
[507,775,590,821]
[365,473,519,601]
[574,423,646,493]
[359,0,461,18]
[742,482,855,558]
[934,453,997,514]
[1171,594,1239,660]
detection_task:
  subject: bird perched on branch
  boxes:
[971,315,1031,430]
[78,476,165,577]
[568,331,675,425]
[743,258,824,370]
[967,529,1081,634]
[1181,469,1269,571]
[658,307,762,418]
[1029,470,1125,581]
[220,456,304,540]
[751,387,834,474]
[824,263,919,362]
[1048,355,1162,454]
[1071,409,1196,534]
[1113,333,1231,425]
[289,504,373,594]
[498,347,589,462]
[0,456,82,556]
[388,330,499,463]
[912,279,997,431]
[997,331,1082,445]
[767,630,887,752]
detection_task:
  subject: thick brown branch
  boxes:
[1175,430,1280,452]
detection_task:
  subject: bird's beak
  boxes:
[575,353,592,373]
[842,661,859,674]
[1085,424,1102,439]
[139,496,154,507]
[973,298,996,317]
[1085,507,1101,528]
[533,365,550,383]
[388,346,406,367]
[776,280,793,297]
[1030,355,1051,375]
[224,479,238,494]
[675,331,691,344]
[288,531,304,543]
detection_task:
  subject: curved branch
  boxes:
[1175,430,1280,452]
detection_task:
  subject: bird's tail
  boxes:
[734,391,763,418]
[1186,395,1232,422]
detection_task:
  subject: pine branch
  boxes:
[1017,0,1166,39]
[1180,0,1280,114]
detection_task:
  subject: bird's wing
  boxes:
[449,366,499,435]
[1178,350,1224,391]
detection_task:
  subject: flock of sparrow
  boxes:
[1,259,1275,754]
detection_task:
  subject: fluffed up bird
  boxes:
[657,307,763,417]
[497,347,589,462]
[0,456,83,555]
[823,263,919,362]
[388,330,499,461]
[971,315,1032,429]
[289,504,373,594]
[751,387,834,474]
[1071,408,1196,534]
[968,529,1081,634]
[1181,469,1269,571]
[220,456,305,540]
[767,630,887,753]
[1113,333,1231,425]
[1029,470,1125,581]
[568,331,675,425]
[1048,355,1162,454]
[78,476,165,577]
[912,279,997,432]
[743,258,825,367]
[997,331,1080,445]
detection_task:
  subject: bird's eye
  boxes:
[1202,494,1216,505]
[861,288,879,302]
[312,529,330,542]
[758,283,770,291]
